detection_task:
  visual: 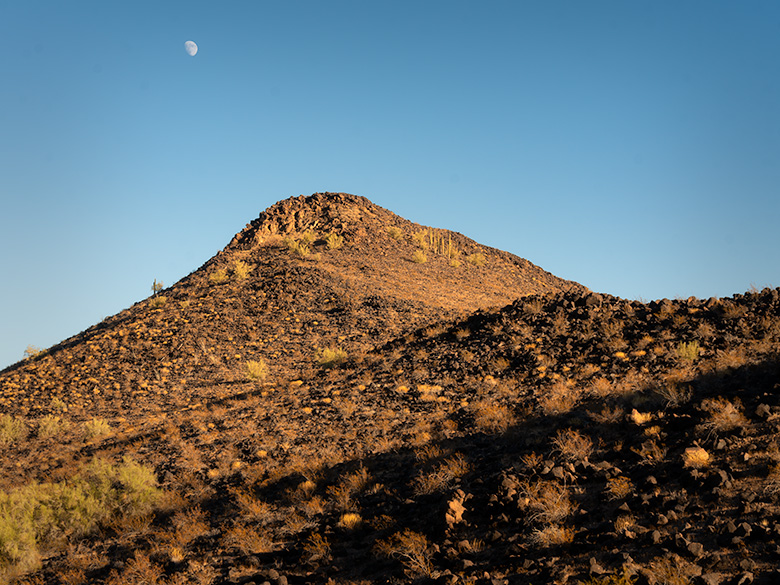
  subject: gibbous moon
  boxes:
[184,41,198,56]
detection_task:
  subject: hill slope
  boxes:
[0,192,581,420]
[1,194,779,585]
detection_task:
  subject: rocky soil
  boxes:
[0,193,778,585]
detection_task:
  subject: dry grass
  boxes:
[245,359,268,381]
[318,347,347,368]
[232,260,251,279]
[528,525,574,547]
[375,529,435,577]
[411,249,427,264]
[539,380,580,415]
[646,555,700,585]
[0,414,27,447]
[519,480,576,524]
[605,476,634,500]
[552,428,594,463]
[472,401,516,433]
[412,454,469,495]
[325,232,344,250]
[699,397,748,433]
[222,524,274,554]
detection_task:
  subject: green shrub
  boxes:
[676,341,699,362]
[0,458,164,579]
[318,347,347,368]
[0,415,27,448]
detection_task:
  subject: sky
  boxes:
[1,1,779,370]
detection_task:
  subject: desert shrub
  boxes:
[209,268,229,284]
[299,230,316,245]
[519,480,576,524]
[676,341,699,362]
[764,465,780,495]
[149,295,167,308]
[411,249,427,264]
[466,252,486,267]
[699,397,748,433]
[325,232,344,250]
[605,476,634,500]
[232,260,251,279]
[37,415,70,440]
[646,555,700,585]
[387,226,403,240]
[83,418,112,440]
[528,524,574,547]
[411,230,429,249]
[151,279,164,295]
[375,529,435,577]
[246,359,268,381]
[222,524,274,554]
[338,512,363,530]
[0,415,27,447]
[631,440,667,464]
[285,238,313,259]
[23,345,43,359]
[0,458,164,579]
[472,401,515,433]
[318,347,347,368]
[552,429,593,463]
[303,533,331,562]
[412,454,469,495]
[539,380,581,415]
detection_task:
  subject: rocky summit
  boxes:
[1,193,779,585]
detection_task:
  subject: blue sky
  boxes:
[1,1,778,369]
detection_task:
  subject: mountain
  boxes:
[1,193,779,585]
[0,192,582,420]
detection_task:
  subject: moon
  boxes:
[184,41,198,57]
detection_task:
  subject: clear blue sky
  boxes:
[2,1,778,369]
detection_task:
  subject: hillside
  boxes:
[0,192,581,421]
[1,194,779,585]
